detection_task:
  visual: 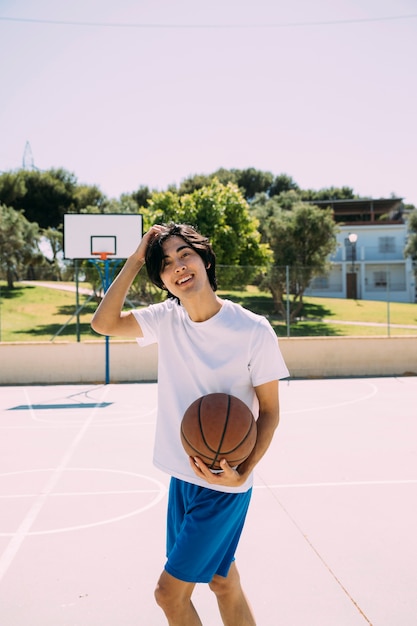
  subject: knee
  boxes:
[154,578,173,610]
[209,573,234,598]
[154,572,193,614]
[209,563,242,599]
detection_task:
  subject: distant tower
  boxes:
[22,141,36,170]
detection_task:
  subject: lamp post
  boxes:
[348,233,358,273]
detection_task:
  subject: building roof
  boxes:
[309,198,404,225]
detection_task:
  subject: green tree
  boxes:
[40,227,64,280]
[0,205,41,287]
[252,196,338,319]
[300,186,356,202]
[0,168,109,229]
[176,169,235,196]
[0,171,27,206]
[405,209,417,261]
[232,168,274,201]
[73,184,107,212]
[147,179,271,288]
[145,190,182,226]
[129,186,153,209]
[268,173,299,197]
[0,169,74,228]
[177,168,277,202]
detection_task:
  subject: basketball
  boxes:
[180,393,257,470]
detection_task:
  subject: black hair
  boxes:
[145,223,217,301]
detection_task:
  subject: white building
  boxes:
[305,198,416,303]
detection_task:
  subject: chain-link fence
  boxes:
[0,261,416,342]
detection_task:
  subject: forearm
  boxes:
[237,409,279,479]
[190,408,280,488]
[91,254,144,335]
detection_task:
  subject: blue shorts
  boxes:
[165,478,252,583]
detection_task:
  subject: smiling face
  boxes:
[145,223,218,302]
[159,235,211,300]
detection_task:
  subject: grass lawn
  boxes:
[0,283,99,342]
[218,286,417,337]
[0,281,416,342]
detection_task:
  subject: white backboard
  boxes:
[63,214,143,260]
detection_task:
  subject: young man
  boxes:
[91,223,289,626]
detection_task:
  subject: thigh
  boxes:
[165,478,252,584]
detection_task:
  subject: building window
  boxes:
[378,237,395,253]
[373,271,387,287]
[311,276,329,289]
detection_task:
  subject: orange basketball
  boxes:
[180,393,257,470]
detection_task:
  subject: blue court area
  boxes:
[1,377,416,625]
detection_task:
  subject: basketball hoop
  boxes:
[92,251,111,261]
[63,214,142,261]
[63,213,143,386]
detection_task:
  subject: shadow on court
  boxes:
[0,377,416,625]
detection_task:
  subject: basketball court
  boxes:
[1,376,416,625]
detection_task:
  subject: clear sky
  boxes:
[1,0,416,205]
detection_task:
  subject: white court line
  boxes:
[0,416,156,430]
[0,489,162,498]
[262,480,374,626]
[0,467,167,537]
[29,406,156,425]
[0,387,110,583]
[255,478,417,489]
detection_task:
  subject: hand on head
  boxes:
[135,224,166,262]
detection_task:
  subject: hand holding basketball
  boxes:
[189,455,249,488]
[181,393,257,473]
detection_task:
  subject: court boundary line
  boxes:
[0,388,110,581]
[0,467,167,537]
[255,478,417,489]
[258,474,374,625]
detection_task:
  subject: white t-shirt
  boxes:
[133,298,289,493]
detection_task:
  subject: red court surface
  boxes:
[1,377,416,625]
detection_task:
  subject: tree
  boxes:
[0,168,108,229]
[177,168,278,202]
[300,186,356,202]
[268,173,299,197]
[405,209,417,262]
[7,169,76,227]
[0,205,41,288]
[232,168,274,201]
[146,179,271,288]
[73,184,107,212]
[175,168,239,196]
[252,195,338,319]
[0,171,27,206]
[40,227,64,280]
[129,185,153,209]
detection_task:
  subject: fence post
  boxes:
[386,264,390,337]
[286,265,290,337]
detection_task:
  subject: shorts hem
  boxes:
[164,563,212,584]
[164,559,233,584]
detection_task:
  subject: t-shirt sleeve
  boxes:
[132,305,160,346]
[248,318,289,385]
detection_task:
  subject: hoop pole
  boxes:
[104,260,110,384]
[91,257,122,384]
[75,260,80,342]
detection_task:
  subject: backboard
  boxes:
[63,214,143,260]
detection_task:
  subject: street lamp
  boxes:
[348,233,358,273]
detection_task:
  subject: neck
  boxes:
[182,292,223,322]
